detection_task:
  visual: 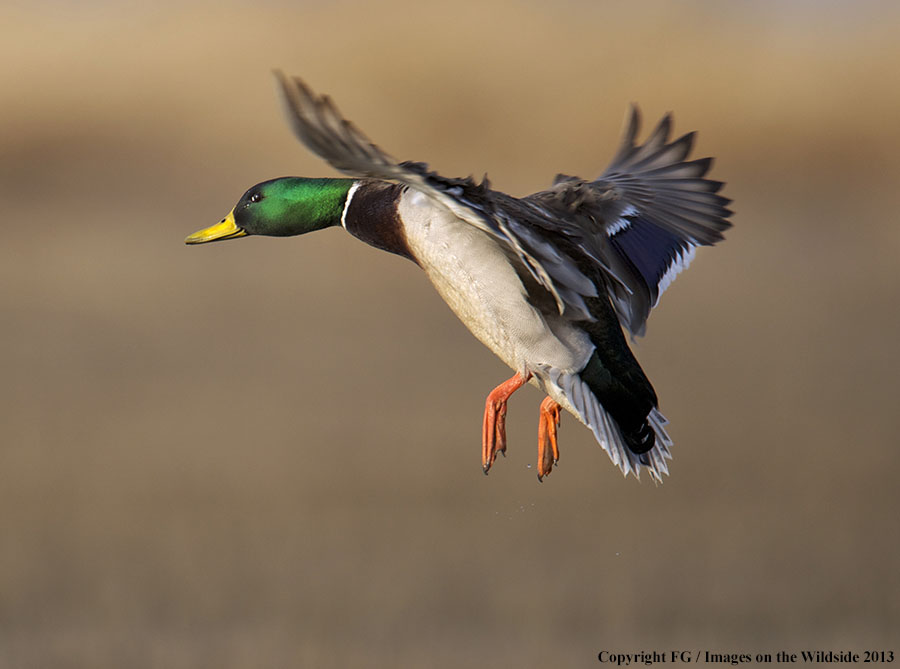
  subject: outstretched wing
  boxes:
[274,71,600,319]
[528,106,732,335]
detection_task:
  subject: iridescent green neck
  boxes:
[234,177,357,237]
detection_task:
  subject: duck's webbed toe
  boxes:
[537,396,561,481]
[481,372,530,474]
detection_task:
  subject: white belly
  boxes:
[398,191,593,378]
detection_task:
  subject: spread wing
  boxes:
[274,71,601,319]
[527,106,733,336]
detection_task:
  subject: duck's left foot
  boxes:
[537,396,561,481]
[482,372,531,474]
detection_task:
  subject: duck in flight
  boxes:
[186,72,732,482]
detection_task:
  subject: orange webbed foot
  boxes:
[482,372,530,474]
[537,396,561,481]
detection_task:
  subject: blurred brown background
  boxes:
[2,0,898,666]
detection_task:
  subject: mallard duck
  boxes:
[187,72,732,482]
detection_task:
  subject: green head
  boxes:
[186,177,356,244]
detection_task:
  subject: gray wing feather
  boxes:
[596,105,731,245]
[526,105,732,335]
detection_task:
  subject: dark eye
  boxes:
[249,192,262,203]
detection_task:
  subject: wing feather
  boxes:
[526,105,732,335]
[275,71,601,318]
[276,73,731,333]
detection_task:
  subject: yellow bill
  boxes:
[185,210,248,244]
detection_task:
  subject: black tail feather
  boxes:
[622,420,656,454]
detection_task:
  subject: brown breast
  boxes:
[343,181,418,265]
